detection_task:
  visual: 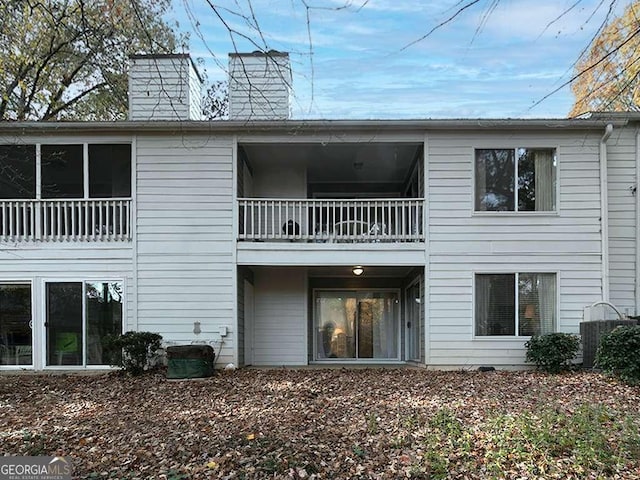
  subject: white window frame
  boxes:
[40,277,125,369]
[472,146,559,215]
[405,276,422,362]
[472,271,559,339]
[0,280,35,369]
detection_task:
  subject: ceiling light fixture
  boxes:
[352,266,364,276]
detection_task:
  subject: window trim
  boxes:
[472,270,559,340]
[471,146,560,216]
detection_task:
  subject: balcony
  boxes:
[238,198,425,243]
[0,199,131,242]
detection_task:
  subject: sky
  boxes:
[167,0,625,119]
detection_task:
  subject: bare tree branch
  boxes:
[398,0,481,53]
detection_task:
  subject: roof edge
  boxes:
[0,118,628,135]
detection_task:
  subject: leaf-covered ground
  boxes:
[1,369,639,479]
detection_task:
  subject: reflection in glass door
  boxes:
[315,290,399,360]
[0,284,33,366]
[46,281,123,366]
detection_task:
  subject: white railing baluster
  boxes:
[118,200,123,240]
[2,202,6,240]
[249,200,254,239]
[8,201,14,241]
[278,200,283,239]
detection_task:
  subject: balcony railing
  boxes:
[0,199,131,242]
[238,198,424,242]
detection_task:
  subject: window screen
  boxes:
[41,145,83,198]
[89,144,131,198]
[0,145,36,198]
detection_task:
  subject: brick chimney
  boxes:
[228,51,291,120]
[128,54,203,121]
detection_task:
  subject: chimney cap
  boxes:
[229,50,289,58]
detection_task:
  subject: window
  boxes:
[89,144,132,198]
[0,283,32,365]
[475,273,556,336]
[0,145,36,198]
[475,148,556,212]
[41,145,84,198]
[0,143,131,200]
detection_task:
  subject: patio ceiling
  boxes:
[241,143,421,184]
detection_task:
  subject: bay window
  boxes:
[475,148,556,212]
[475,273,556,337]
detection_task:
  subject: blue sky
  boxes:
[168,0,623,119]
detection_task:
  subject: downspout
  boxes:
[600,123,614,302]
[636,129,640,315]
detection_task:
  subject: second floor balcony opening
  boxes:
[0,143,132,242]
[238,141,425,243]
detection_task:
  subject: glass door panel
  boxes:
[46,282,83,366]
[316,292,356,359]
[86,281,123,365]
[315,290,399,360]
[0,284,32,366]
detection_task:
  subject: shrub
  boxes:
[596,325,640,385]
[525,333,580,373]
[104,331,163,375]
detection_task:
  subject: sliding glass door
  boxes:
[45,281,123,366]
[0,284,32,366]
[315,290,399,360]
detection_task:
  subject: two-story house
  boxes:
[0,52,638,370]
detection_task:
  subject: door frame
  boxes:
[312,288,401,362]
[243,279,255,366]
[40,277,125,369]
[405,276,422,362]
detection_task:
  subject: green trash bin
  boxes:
[166,345,215,379]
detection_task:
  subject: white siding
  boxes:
[427,131,603,366]
[607,126,637,314]
[129,55,202,121]
[135,134,235,365]
[250,267,307,365]
[252,160,307,235]
[229,53,291,120]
